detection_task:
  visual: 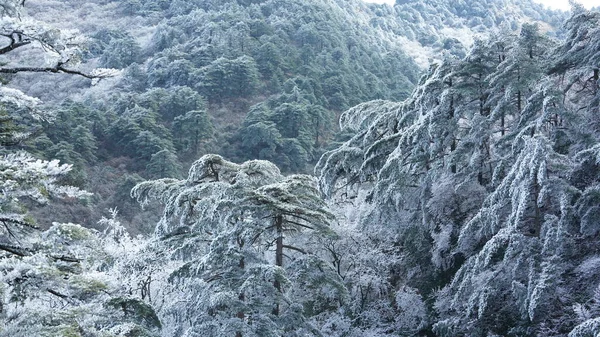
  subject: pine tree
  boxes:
[172,109,213,156]
[71,125,98,163]
[486,23,554,139]
[132,154,345,336]
[146,149,183,179]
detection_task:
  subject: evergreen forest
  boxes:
[1,0,600,336]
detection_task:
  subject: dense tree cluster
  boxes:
[87,0,420,172]
[3,0,427,230]
[0,2,160,335]
[317,5,600,335]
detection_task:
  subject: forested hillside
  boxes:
[6,0,426,230]
[1,0,565,230]
[364,0,566,64]
[2,0,600,336]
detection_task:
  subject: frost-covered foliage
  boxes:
[132,154,345,336]
[0,217,161,336]
[0,85,43,116]
[0,1,593,336]
[367,0,565,65]
[0,0,562,235]
[0,150,92,255]
[317,5,600,335]
[0,55,93,255]
[0,0,85,63]
[0,3,137,333]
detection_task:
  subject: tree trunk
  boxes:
[272,214,283,316]
[314,116,320,147]
[501,109,506,136]
[236,245,245,337]
[450,138,457,174]
[531,180,542,237]
[594,68,599,95]
[517,66,522,113]
[449,88,457,173]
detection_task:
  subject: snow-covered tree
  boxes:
[485,23,555,140]
[132,154,345,336]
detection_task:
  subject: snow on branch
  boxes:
[0,64,121,79]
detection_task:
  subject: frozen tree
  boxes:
[0,3,132,334]
[434,134,572,336]
[132,154,345,336]
[172,109,213,156]
[0,151,92,254]
[0,1,587,336]
[549,5,600,144]
[146,149,183,179]
[0,81,93,253]
[485,23,555,140]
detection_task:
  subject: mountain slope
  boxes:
[2,0,564,228]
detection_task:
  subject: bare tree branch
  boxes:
[0,243,30,256]
[50,255,82,263]
[0,217,39,230]
[0,36,31,54]
[47,288,70,300]
[282,244,307,255]
[0,63,109,79]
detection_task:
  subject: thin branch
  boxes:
[2,220,18,239]
[250,226,271,245]
[0,63,107,79]
[0,31,31,55]
[0,40,31,54]
[47,288,70,300]
[50,255,82,263]
[0,243,29,257]
[204,272,223,283]
[282,219,315,231]
[282,244,307,255]
[332,175,361,195]
[0,217,39,230]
